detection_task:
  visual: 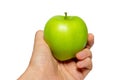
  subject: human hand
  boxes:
[18,30,94,80]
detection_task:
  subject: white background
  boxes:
[0,0,120,80]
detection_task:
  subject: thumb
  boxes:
[33,30,50,54]
[29,30,53,67]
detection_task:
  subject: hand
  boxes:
[18,30,94,80]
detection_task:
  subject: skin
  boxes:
[18,30,94,80]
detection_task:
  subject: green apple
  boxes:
[44,12,88,61]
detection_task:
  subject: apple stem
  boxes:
[64,12,67,19]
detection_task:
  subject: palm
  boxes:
[30,31,93,80]
[45,50,86,80]
[58,60,84,80]
[43,34,93,80]
[18,31,94,80]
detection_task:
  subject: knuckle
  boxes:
[87,58,93,70]
[36,30,43,35]
[35,30,43,39]
[85,48,92,58]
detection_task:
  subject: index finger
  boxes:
[86,33,94,49]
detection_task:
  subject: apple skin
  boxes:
[44,14,88,61]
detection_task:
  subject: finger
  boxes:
[33,30,43,54]
[34,30,46,48]
[77,58,93,78]
[76,58,92,70]
[30,30,52,65]
[35,30,44,42]
[32,30,51,59]
[33,30,49,53]
[78,67,92,78]
[86,33,94,49]
[76,48,92,60]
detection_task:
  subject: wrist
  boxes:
[18,66,44,80]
